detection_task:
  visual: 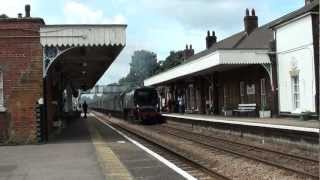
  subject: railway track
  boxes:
[163,123,318,162]
[93,111,319,179]
[93,111,231,180]
[153,123,319,179]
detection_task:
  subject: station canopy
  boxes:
[144,49,271,86]
[40,24,126,90]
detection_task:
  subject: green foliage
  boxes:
[154,50,184,74]
[300,111,314,121]
[118,49,185,87]
[119,50,159,87]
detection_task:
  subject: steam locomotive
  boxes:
[90,87,163,124]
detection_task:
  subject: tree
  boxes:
[154,50,184,74]
[119,50,159,87]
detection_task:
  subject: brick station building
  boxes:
[0,9,44,143]
[145,1,319,119]
[0,5,126,143]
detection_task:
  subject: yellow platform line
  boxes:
[87,118,133,180]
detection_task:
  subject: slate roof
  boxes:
[184,23,273,63]
[183,1,318,64]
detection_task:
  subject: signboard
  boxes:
[246,84,255,95]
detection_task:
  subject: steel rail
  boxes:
[163,123,318,163]
[156,125,319,179]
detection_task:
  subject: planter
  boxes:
[300,112,314,121]
[259,110,271,118]
[223,110,233,117]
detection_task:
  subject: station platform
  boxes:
[162,113,319,133]
[87,114,188,180]
[0,115,189,180]
[0,117,105,180]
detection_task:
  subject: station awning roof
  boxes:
[40,25,126,90]
[144,50,270,86]
[40,24,126,47]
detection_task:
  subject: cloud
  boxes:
[133,0,303,35]
[0,0,37,17]
[63,1,126,24]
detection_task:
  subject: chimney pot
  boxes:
[207,30,210,36]
[25,4,30,17]
[186,44,188,50]
[189,44,192,49]
[245,8,249,16]
[206,30,217,49]
[251,9,256,16]
[18,13,22,18]
[244,8,258,34]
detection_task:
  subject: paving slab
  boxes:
[88,116,187,180]
[0,118,105,180]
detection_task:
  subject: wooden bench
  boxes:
[233,103,257,116]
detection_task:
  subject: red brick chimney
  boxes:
[206,30,217,49]
[183,44,194,60]
[244,8,258,34]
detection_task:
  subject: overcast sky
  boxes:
[0,0,304,85]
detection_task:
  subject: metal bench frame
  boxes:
[233,103,257,116]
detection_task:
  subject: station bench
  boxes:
[233,103,257,116]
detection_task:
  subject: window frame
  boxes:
[260,78,267,108]
[0,71,5,111]
[240,81,245,103]
[291,75,300,110]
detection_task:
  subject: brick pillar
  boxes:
[0,18,45,143]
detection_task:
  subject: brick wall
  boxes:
[0,18,44,143]
[216,65,274,114]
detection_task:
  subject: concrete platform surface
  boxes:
[0,116,188,180]
[88,115,187,180]
[163,113,319,133]
[0,118,105,180]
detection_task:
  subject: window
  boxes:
[240,81,245,103]
[189,84,195,110]
[291,76,300,110]
[260,78,267,108]
[0,71,3,107]
[223,85,228,106]
[208,85,213,105]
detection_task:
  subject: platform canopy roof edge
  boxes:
[144,49,271,86]
[40,24,126,47]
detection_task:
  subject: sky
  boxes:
[0,0,305,85]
